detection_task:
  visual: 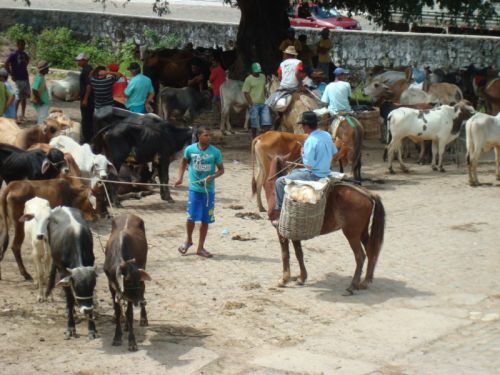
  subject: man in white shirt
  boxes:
[278,46,304,90]
[321,67,353,114]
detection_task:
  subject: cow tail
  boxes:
[383,114,393,162]
[367,195,385,279]
[251,137,257,196]
[0,191,10,260]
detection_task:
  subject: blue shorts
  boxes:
[187,190,215,224]
[127,104,146,113]
[249,103,272,128]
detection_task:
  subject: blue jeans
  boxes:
[249,103,271,128]
[275,169,321,210]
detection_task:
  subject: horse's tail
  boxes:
[352,117,364,180]
[367,194,385,278]
[251,137,258,196]
[0,190,10,261]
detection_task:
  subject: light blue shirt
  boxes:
[3,81,16,118]
[124,73,154,109]
[302,129,337,178]
[184,143,223,193]
[321,80,352,114]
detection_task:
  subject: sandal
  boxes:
[196,249,213,258]
[177,242,193,255]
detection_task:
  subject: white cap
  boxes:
[75,52,89,61]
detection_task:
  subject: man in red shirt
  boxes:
[107,63,128,109]
[209,56,226,124]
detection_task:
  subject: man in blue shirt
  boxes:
[175,127,224,258]
[321,67,353,114]
[124,62,155,113]
[272,111,336,225]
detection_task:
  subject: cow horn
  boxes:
[66,267,74,274]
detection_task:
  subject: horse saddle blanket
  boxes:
[266,89,294,112]
[283,178,330,204]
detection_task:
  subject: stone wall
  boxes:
[0,8,498,69]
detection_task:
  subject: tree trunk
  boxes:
[230,0,290,79]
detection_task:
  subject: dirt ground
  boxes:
[0,94,499,375]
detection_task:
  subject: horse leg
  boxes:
[343,230,366,295]
[291,240,307,285]
[277,234,291,287]
[12,221,32,281]
[359,230,372,289]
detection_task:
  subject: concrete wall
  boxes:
[0,8,498,69]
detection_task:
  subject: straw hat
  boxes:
[37,61,50,72]
[284,46,298,56]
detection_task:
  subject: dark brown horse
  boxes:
[327,115,364,183]
[265,157,385,294]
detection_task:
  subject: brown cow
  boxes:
[0,178,98,281]
[104,214,150,352]
[251,131,308,212]
[0,118,61,149]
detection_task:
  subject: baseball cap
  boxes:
[107,63,120,72]
[334,67,349,76]
[75,52,89,61]
[36,60,50,72]
[251,63,262,73]
[297,111,318,126]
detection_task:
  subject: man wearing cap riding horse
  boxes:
[242,62,272,139]
[31,61,50,124]
[321,67,353,115]
[271,111,337,226]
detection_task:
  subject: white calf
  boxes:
[466,112,500,186]
[220,80,250,135]
[386,101,475,173]
[49,135,116,187]
[20,198,52,302]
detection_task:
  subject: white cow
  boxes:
[386,101,475,173]
[19,198,52,302]
[49,135,116,187]
[220,79,250,135]
[466,112,500,186]
[49,71,80,102]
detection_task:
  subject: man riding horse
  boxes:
[270,111,337,226]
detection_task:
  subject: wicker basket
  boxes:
[278,193,327,241]
[356,108,381,140]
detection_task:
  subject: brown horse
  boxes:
[328,115,364,183]
[265,157,385,294]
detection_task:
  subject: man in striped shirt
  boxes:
[89,66,121,129]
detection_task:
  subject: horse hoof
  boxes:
[88,330,97,340]
[439,168,446,173]
[112,338,122,346]
[277,279,288,288]
[432,166,438,171]
[167,198,175,204]
[64,328,77,339]
[342,288,355,297]
[23,273,33,281]
[140,318,148,327]
[402,168,410,174]
[128,342,138,352]
[295,279,305,286]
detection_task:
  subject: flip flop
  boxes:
[196,249,213,258]
[177,242,193,255]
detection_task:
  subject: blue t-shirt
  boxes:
[3,81,16,118]
[302,129,337,178]
[321,80,352,114]
[124,73,154,109]
[184,143,223,193]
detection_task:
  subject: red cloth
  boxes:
[209,65,226,97]
[107,63,120,72]
[112,75,128,104]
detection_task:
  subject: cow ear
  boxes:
[41,160,51,174]
[56,276,71,287]
[139,269,152,281]
[19,213,35,222]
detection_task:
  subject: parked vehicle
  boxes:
[288,4,361,30]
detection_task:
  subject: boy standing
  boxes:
[5,39,30,122]
[31,61,50,124]
[175,127,224,258]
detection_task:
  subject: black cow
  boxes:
[104,214,150,351]
[158,86,211,124]
[0,143,68,184]
[93,111,192,202]
[45,206,97,339]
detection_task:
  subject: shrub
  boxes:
[35,27,80,69]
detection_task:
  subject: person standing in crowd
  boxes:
[208,56,226,124]
[298,34,314,74]
[321,67,353,114]
[175,127,224,259]
[187,59,208,92]
[31,61,50,124]
[89,66,121,129]
[124,62,155,114]
[309,69,327,98]
[279,28,302,55]
[107,63,128,109]
[278,46,304,91]
[317,29,332,80]
[5,39,30,122]
[0,68,15,118]
[242,62,272,138]
[271,111,336,226]
[76,52,94,143]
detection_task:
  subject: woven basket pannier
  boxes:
[278,192,327,241]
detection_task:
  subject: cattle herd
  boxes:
[0,54,498,352]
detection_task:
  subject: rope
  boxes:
[101,181,116,218]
